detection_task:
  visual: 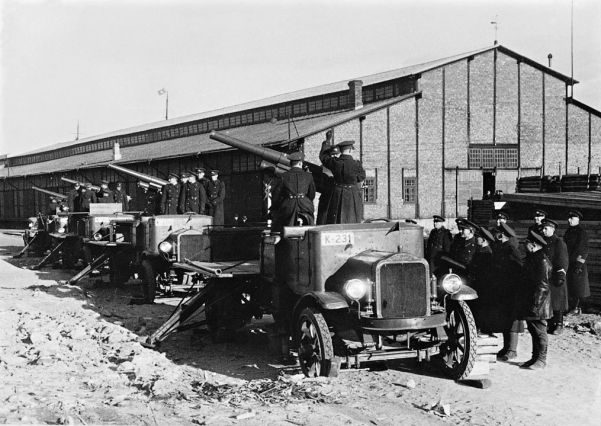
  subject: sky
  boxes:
[1,0,600,157]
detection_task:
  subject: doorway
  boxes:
[482,171,496,199]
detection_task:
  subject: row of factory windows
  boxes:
[9,80,409,168]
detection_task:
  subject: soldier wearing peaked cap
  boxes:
[495,211,519,250]
[79,183,97,212]
[426,215,452,277]
[205,170,225,225]
[315,146,339,225]
[449,218,466,265]
[563,210,590,315]
[113,182,130,211]
[540,218,569,334]
[319,138,366,224]
[96,179,114,204]
[450,219,477,271]
[160,173,180,215]
[528,209,547,234]
[179,171,203,214]
[470,225,495,329]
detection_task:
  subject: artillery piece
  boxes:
[147,132,487,381]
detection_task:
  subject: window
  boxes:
[403,177,416,203]
[468,146,519,169]
[364,177,377,203]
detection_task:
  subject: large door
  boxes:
[482,171,496,199]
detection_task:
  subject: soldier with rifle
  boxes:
[160,173,180,215]
[205,170,225,225]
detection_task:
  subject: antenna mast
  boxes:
[570,0,574,97]
[490,15,499,45]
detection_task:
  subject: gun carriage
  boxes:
[146,132,482,380]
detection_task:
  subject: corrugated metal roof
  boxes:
[2,94,417,178]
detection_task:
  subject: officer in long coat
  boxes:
[541,219,569,333]
[179,172,203,213]
[113,182,130,211]
[194,168,208,214]
[518,230,553,370]
[319,139,365,224]
[139,183,160,215]
[271,152,316,231]
[492,222,524,361]
[315,146,339,225]
[160,173,180,215]
[79,184,97,212]
[426,215,452,276]
[205,170,226,226]
[470,226,495,331]
[95,180,114,204]
[563,210,590,314]
[449,218,466,263]
[66,182,81,212]
[451,219,477,270]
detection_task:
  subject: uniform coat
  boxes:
[426,227,452,275]
[314,171,334,225]
[95,188,114,204]
[469,245,494,329]
[198,182,208,214]
[113,189,129,211]
[67,189,81,212]
[160,183,180,215]
[563,224,591,298]
[488,240,524,332]
[544,234,569,311]
[271,167,316,231]
[319,143,366,224]
[142,190,160,215]
[179,181,202,213]
[79,190,97,212]
[205,179,226,225]
[518,250,553,320]
[451,236,476,270]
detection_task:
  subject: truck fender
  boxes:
[450,285,478,301]
[293,292,349,318]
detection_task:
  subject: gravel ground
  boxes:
[1,232,600,425]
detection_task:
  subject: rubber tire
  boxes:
[439,300,478,380]
[295,307,337,378]
[139,259,157,304]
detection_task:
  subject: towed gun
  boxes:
[209,131,324,176]
[32,185,68,201]
[108,163,168,191]
[61,177,101,192]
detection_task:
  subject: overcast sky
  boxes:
[1,0,599,156]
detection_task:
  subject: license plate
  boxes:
[321,232,354,246]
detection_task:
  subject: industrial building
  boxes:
[1,44,600,227]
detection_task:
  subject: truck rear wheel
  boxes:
[439,300,477,380]
[139,260,157,304]
[295,307,338,378]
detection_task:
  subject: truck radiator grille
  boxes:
[379,263,427,318]
[178,235,207,262]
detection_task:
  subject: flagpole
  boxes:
[165,91,169,120]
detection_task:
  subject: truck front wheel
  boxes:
[439,300,477,380]
[295,307,338,378]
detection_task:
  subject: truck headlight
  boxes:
[344,279,369,301]
[441,273,463,294]
[158,241,173,253]
[93,232,103,241]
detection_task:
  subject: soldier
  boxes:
[194,167,208,214]
[205,170,226,225]
[319,139,365,224]
[160,173,180,215]
[495,211,519,250]
[451,219,477,270]
[78,184,97,212]
[315,146,339,225]
[113,182,130,211]
[48,197,60,216]
[449,218,466,263]
[139,182,160,215]
[470,226,495,331]
[540,219,568,334]
[271,151,316,231]
[518,230,552,370]
[528,209,547,234]
[67,182,81,212]
[493,222,524,361]
[179,171,202,213]
[177,172,191,213]
[426,215,452,277]
[563,210,590,315]
[96,180,114,203]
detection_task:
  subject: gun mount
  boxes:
[108,163,168,190]
[32,185,68,201]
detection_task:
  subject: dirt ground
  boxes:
[1,233,600,425]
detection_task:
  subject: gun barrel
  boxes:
[61,177,101,192]
[137,181,163,191]
[259,160,290,176]
[108,163,169,187]
[210,131,291,167]
[32,185,68,201]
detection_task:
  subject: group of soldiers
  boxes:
[55,180,130,214]
[426,209,591,370]
[270,130,366,231]
[156,168,225,225]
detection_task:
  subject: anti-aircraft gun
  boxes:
[146,131,492,381]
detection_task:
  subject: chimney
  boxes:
[547,53,553,68]
[348,80,363,110]
[113,142,122,161]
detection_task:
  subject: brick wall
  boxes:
[520,65,543,170]
[469,51,495,144]
[496,52,519,144]
[592,115,601,174]
[567,104,590,174]
[544,75,567,175]
[362,108,389,218]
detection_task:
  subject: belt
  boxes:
[288,194,306,199]
[335,184,354,188]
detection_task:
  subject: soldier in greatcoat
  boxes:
[469,226,495,331]
[79,184,97,212]
[319,139,365,224]
[271,152,316,231]
[563,210,590,315]
[160,173,180,215]
[194,168,208,214]
[95,180,114,204]
[113,182,130,211]
[177,172,191,214]
[451,219,477,271]
[179,172,202,213]
[66,182,81,212]
[205,170,226,225]
[449,218,466,263]
[541,219,569,334]
[494,211,519,250]
[492,222,524,361]
[315,146,339,225]
[517,230,553,370]
[426,215,452,277]
[139,183,160,215]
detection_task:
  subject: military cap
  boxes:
[462,219,478,231]
[541,218,558,229]
[455,217,466,229]
[496,211,509,221]
[210,170,219,176]
[100,179,109,185]
[526,230,547,246]
[336,140,355,148]
[84,183,92,189]
[433,215,445,223]
[496,222,516,238]
[194,167,206,173]
[476,226,495,243]
[168,172,179,179]
[568,210,583,220]
[287,151,303,162]
[180,171,190,178]
[328,146,341,155]
[534,209,547,217]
